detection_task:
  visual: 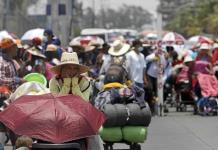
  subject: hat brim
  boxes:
[50,62,89,75]
[71,45,85,52]
[84,45,95,52]
[108,44,130,56]
[184,58,194,63]
[27,49,46,58]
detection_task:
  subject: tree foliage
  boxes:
[166,0,218,37]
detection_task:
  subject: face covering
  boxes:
[138,47,144,52]
[168,57,173,62]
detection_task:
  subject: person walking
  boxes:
[126,39,147,88]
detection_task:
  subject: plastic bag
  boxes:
[9,82,50,102]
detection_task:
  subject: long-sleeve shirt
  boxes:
[49,76,91,101]
[0,54,20,92]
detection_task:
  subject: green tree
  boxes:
[165,0,218,37]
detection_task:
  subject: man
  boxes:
[100,40,130,75]
[43,29,62,58]
[99,40,131,85]
[0,38,25,93]
[0,38,25,148]
[125,39,147,108]
[126,39,147,88]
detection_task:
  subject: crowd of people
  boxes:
[1,28,218,149]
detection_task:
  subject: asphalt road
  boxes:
[4,109,218,150]
[114,109,218,150]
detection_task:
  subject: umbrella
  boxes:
[21,28,45,41]
[188,35,213,45]
[162,32,185,44]
[70,36,104,47]
[0,93,106,144]
[0,30,16,42]
[146,33,158,40]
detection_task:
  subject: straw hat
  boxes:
[50,52,89,74]
[200,43,211,50]
[108,40,130,56]
[213,43,218,49]
[84,45,96,52]
[27,47,46,58]
[46,44,57,52]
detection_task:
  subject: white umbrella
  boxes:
[0,30,14,42]
[70,36,104,46]
[21,28,45,41]
[162,32,186,44]
[146,33,158,40]
[188,35,213,45]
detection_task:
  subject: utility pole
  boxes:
[92,0,95,28]
[156,0,164,116]
[2,0,9,29]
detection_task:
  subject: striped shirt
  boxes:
[0,53,20,93]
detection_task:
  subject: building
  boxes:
[0,0,81,45]
[28,0,81,46]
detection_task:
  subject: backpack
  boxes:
[104,56,129,84]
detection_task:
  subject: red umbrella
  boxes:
[0,94,106,144]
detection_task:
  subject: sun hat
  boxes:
[14,39,23,49]
[84,45,96,52]
[50,52,89,74]
[108,40,130,56]
[213,43,218,49]
[46,44,58,52]
[0,38,16,49]
[69,40,85,52]
[200,43,211,50]
[27,47,46,58]
[184,55,194,63]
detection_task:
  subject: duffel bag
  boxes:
[127,103,151,126]
[122,126,147,143]
[99,127,123,142]
[102,104,128,127]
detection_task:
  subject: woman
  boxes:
[49,52,104,150]
[44,44,60,82]
[49,52,91,101]
[191,43,214,101]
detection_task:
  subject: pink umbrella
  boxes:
[0,94,106,144]
[188,35,213,45]
[70,36,104,47]
[162,32,185,44]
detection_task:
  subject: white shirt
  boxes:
[126,50,146,84]
[145,53,166,78]
[99,55,111,74]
